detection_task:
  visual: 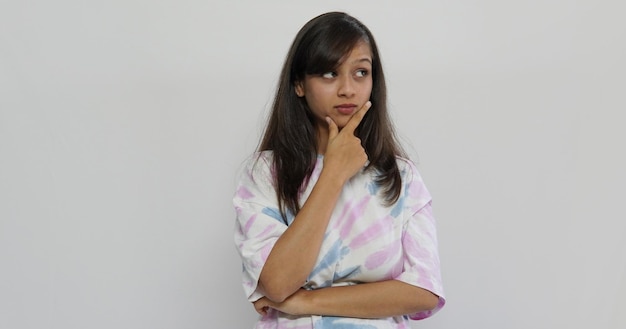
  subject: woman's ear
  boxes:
[295,81,305,97]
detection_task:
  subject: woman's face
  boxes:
[295,41,373,132]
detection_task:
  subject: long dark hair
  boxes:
[259,12,406,220]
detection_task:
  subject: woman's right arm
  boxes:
[258,102,371,302]
[257,168,344,302]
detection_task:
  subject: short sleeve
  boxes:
[394,160,446,320]
[232,152,289,302]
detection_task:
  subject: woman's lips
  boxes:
[335,104,357,115]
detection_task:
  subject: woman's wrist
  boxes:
[294,289,314,316]
[318,167,349,189]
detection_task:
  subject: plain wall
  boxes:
[1,1,624,328]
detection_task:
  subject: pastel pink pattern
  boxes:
[233,152,445,328]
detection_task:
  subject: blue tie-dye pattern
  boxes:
[390,181,412,218]
[317,279,334,288]
[261,207,282,223]
[315,317,378,329]
[389,195,404,218]
[366,181,380,195]
[261,207,294,225]
[308,239,349,279]
[285,210,295,225]
[333,265,361,281]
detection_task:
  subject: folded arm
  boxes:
[254,279,439,318]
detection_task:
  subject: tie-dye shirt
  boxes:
[233,151,445,329]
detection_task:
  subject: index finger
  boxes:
[342,101,371,134]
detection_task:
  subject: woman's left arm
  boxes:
[253,279,439,318]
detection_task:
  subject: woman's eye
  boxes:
[321,72,336,79]
[355,69,369,77]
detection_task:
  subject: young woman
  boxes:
[233,12,445,328]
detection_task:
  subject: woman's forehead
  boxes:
[336,41,373,66]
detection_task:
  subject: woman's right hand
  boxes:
[253,289,311,316]
[323,101,372,183]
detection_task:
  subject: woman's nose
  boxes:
[337,76,356,97]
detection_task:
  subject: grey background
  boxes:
[1,1,625,328]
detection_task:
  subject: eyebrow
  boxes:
[351,58,372,65]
